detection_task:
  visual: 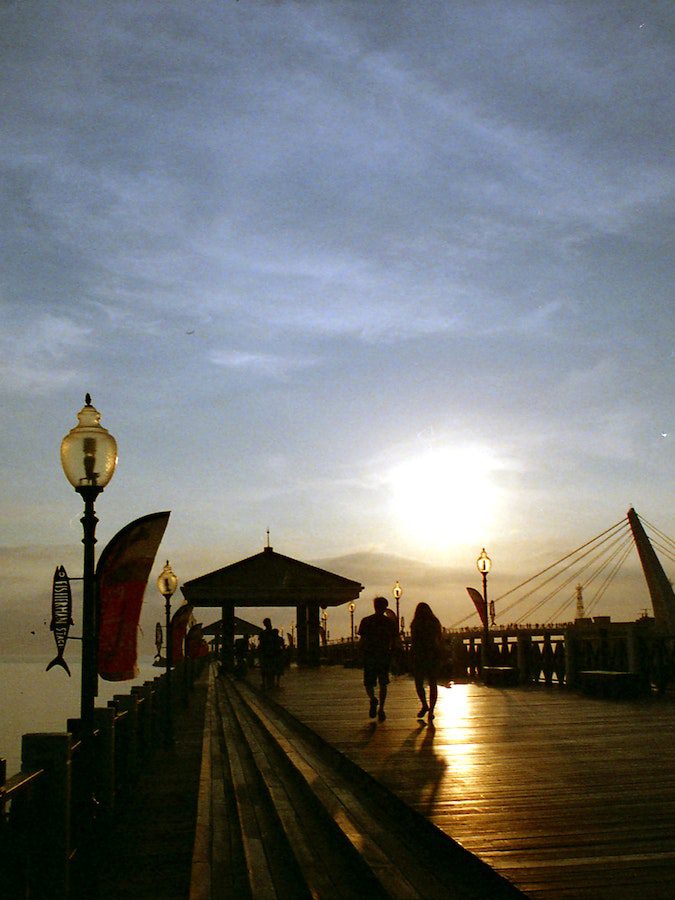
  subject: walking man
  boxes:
[357,596,398,722]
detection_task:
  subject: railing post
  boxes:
[564,626,579,687]
[114,695,139,783]
[22,733,72,900]
[94,707,116,820]
[131,685,152,758]
[517,633,532,684]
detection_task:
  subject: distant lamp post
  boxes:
[349,602,355,645]
[321,608,328,645]
[61,394,117,734]
[157,560,178,746]
[476,548,492,668]
[393,580,403,629]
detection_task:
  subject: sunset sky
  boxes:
[1,1,673,653]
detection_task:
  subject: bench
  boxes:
[482,666,520,687]
[579,670,649,699]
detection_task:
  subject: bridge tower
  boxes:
[575,583,585,620]
[627,507,675,632]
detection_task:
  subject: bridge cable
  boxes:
[498,525,631,620]
[492,517,628,605]
[585,539,635,617]
[546,533,635,622]
[450,516,630,629]
[512,531,633,624]
[637,515,675,550]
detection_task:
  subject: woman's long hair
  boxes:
[411,602,441,644]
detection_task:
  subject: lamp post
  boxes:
[393,580,402,629]
[476,548,492,669]
[321,608,328,645]
[349,602,355,645]
[61,394,117,735]
[157,560,178,746]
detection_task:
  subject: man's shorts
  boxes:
[363,658,391,690]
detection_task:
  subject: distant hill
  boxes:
[309,550,476,626]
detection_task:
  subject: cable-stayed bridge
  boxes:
[453,507,674,630]
[441,508,674,694]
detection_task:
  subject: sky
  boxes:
[1,1,673,655]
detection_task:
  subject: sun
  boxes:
[385,447,501,558]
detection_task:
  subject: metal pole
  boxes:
[165,596,173,746]
[78,486,101,734]
[482,569,489,668]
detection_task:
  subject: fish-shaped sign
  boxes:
[47,565,74,676]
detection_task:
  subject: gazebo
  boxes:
[182,544,363,668]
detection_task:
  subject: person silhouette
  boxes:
[357,596,398,722]
[410,602,443,721]
[259,618,283,689]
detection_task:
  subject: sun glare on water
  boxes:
[386,447,502,558]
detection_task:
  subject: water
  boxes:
[1,656,162,777]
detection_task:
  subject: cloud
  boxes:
[0,312,91,394]
[209,349,319,379]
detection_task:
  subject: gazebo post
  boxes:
[296,603,308,665]
[220,604,235,672]
[307,602,320,667]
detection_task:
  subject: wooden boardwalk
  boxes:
[263,665,675,899]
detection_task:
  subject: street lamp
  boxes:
[476,548,492,669]
[349,602,355,645]
[157,560,178,746]
[61,394,117,734]
[393,580,402,629]
[321,608,328,645]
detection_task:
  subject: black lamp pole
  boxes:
[476,548,492,670]
[61,395,117,736]
[393,581,402,630]
[157,561,178,746]
[78,485,102,734]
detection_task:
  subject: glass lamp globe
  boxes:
[157,561,178,599]
[61,395,118,490]
[476,548,492,575]
[393,581,402,600]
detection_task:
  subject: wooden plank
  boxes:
[269,666,675,899]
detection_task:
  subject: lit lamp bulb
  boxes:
[61,394,118,491]
[157,561,178,599]
[476,548,492,575]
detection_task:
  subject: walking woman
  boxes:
[410,602,443,721]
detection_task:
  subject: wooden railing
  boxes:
[0,656,208,899]
[321,620,675,695]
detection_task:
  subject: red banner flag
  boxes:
[171,603,194,662]
[466,587,488,628]
[96,511,170,681]
[186,623,208,659]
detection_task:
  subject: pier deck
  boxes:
[98,664,675,898]
[268,665,675,899]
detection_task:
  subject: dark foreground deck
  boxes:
[98,663,675,899]
[268,666,675,899]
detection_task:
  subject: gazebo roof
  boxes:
[182,546,363,609]
[202,616,263,637]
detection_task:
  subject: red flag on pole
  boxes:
[186,623,208,659]
[466,587,488,628]
[96,511,170,681]
[171,603,194,662]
